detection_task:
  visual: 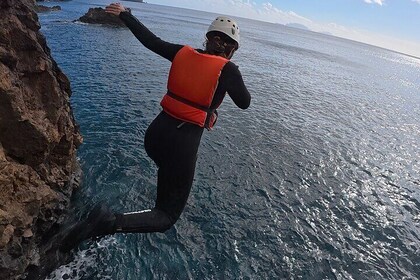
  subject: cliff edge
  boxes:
[0,0,82,278]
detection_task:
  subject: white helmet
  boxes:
[207,16,240,47]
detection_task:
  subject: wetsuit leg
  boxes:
[115,208,173,233]
[155,157,197,221]
[115,112,203,233]
[56,113,202,250]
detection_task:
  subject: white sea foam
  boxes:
[45,237,117,280]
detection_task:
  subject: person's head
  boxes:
[205,16,240,59]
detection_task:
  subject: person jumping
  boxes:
[59,2,251,252]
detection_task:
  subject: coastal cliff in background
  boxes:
[0,0,82,278]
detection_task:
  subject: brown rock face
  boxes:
[0,0,82,278]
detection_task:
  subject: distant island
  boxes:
[283,23,336,38]
[77,7,128,26]
[320,31,333,36]
[285,23,310,31]
[36,0,144,2]
[35,5,61,12]
[36,0,71,2]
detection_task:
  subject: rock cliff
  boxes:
[0,0,82,278]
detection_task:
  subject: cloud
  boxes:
[151,0,313,25]
[364,0,384,5]
[149,0,420,57]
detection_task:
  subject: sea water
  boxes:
[37,0,420,279]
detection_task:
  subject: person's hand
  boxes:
[105,2,126,16]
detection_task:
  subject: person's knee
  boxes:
[157,221,174,233]
[156,209,178,233]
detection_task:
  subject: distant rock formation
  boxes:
[35,5,61,13]
[78,7,128,27]
[0,0,82,279]
[286,23,310,31]
[320,31,333,36]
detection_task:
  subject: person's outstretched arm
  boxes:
[105,3,182,61]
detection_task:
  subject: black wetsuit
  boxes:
[115,12,251,233]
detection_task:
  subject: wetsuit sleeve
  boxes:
[218,62,251,109]
[119,11,183,61]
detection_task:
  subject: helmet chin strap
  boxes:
[205,48,235,59]
[226,48,235,59]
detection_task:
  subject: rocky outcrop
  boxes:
[0,0,82,279]
[34,5,61,13]
[78,7,128,26]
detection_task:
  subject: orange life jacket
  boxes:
[160,45,229,129]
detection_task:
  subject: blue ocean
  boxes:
[37,0,420,279]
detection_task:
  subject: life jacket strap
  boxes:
[166,91,211,113]
[166,91,217,130]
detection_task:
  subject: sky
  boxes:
[149,0,420,58]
